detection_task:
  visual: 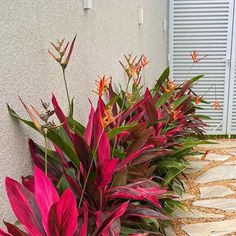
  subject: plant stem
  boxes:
[62,69,71,114]
[44,130,48,175]
[78,130,104,209]
[185,62,193,81]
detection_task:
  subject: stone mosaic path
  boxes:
[166,139,236,236]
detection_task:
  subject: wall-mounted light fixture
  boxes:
[83,0,92,10]
[138,8,144,25]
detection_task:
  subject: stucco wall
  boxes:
[0,0,168,222]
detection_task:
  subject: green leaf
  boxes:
[192,114,211,120]
[57,175,69,195]
[67,116,85,134]
[112,148,125,159]
[106,95,119,107]
[191,74,204,84]
[155,67,170,90]
[162,198,184,213]
[163,168,184,186]
[156,91,173,108]
[7,104,80,169]
[158,160,187,169]
[173,185,184,197]
[172,95,189,109]
[107,123,137,139]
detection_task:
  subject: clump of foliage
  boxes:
[1,36,208,235]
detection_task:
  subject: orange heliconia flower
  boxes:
[194,96,203,105]
[190,50,207,64]
[93,76,111,97]
[101,105,115,128]
[48,35,77,69]
[191,50,198,63]
[141,55,149,68]
[212,100,222,110]
[172,110,181,121]
[19,96,41,131]
[164,80,177,93]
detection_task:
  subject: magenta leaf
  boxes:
[34,166,59,234]
[78,202,88,236]
[125,206,169,220]
[84,100,95,146]
[106,185,165,208]
[93,201,129,236]
[21,175,34,193]
[97,158,119,188]
[5,177,45,236]
[51,94,73,140]
[72,133,92,174]
[0,229,12,236]
[47,188,78,236]
[97,132,110,163]
[115,145,153,172]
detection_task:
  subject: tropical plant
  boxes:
[2,36,209,235]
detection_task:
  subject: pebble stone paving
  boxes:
[166,139,236,236]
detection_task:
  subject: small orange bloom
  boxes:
[212,100,222,110]
[141,55,149,68]
[190,50,207,63]
[194,96,203,105]
[48,35,77,69]
[191,50,198,63]
[101,105,115,128]
[164,80,177,93]
[93,76,111,97]
[172,110,181,121]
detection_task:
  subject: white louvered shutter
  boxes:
[227,0,236,134]
[169,0,234,134]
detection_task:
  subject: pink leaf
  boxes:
[93,98,104,145]
[5,177,44,236]
[51,94,73,140]
[125,206,169,220]
[97,132,110,163]
[106,186,165,208]
[84,100,95,146]
[34,166,59,234]
[47,189,78,236]
[78,202,88,236]
[72,133,92,174]
[53,144,69,168]
[94,201,129,236]
[119,97,147,125]
[0,229,12,236]
[21,175,34,193]
[165,125,183,136]
[97,158,119,188]
[115,145,153,172]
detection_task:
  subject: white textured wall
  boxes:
[0,0,167,222]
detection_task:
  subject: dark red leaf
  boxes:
[3,222,27,236]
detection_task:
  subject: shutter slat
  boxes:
[170,0,231,133]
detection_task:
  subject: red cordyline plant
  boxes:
[3,36,209,235]
[2,36,173,236]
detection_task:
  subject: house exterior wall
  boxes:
[0,0,167,221]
